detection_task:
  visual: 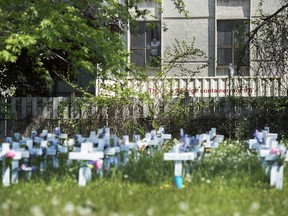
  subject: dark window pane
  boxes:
[218,31,232,45]
[131,49,146,66]
[218,48,232,65]
[234,20,249,45]
[131,23,146,46]
[218,21,233,45]
[218,20,234,32]
[131,34,145,46]
[234,47,249,66]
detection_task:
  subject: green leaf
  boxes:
[0,50,17,62]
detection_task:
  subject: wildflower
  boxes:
[250,201,260,211]
[253,130,261,144]
[84,161,94,169]
[76,205,92,216]
[164,184,170,188]
[54,127,60,136]
[21,165,37,172]
[51,196,59,206]
[178,201,188,211]
[46,186,53,192]
[233,211,241,216]
[94,159,103,170]
[206,179,211,184]
[4,150,16,165]
[31,205,44,216]
[123,174,129,179]
[5,150,16,158]
[270,147,280,155]
[63,202,75,214]
[185,174,192,183]
[1,199,12,210]
[146,207,154,216]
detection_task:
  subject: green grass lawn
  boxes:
[1,140,288,216]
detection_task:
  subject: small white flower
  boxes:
[76,206,92,216]
[185,174,192,183]
[206,179,211,184]
[147,207,154,216]
[250,201,260,211]
[31,205,44,216]
[233,211,241,216]
[46,186,53,192]
[51,196,59,206]
[63,202,75,214]
[1,199,12,210]
[85,199,93,207]
[178,201,188,211]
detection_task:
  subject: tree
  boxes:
[0,0,190,97]
[238,1,288,79]
[0,0,145,96]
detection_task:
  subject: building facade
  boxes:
[52,0,285,97]
[129,0,281,77]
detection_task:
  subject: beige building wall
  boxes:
[135,0,282,78]
[162,0,215,77]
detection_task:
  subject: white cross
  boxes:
[1,143,22,187]
[164,144,196,189]
[249,129,285,190]
[68,142,104,186]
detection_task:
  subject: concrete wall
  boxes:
[217,0,250,19]
[161,0,215,77]
[251,0,282,17]
[162,0,212,17]
[126,0,284,80]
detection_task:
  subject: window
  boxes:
[130,22,161,67]
[217,20,249,75]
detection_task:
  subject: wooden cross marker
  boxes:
[164,144,196,189]
[1,143,22,187]
[68,142,104,186]
[249,129,286,190]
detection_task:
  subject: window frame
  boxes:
[130,21,161,67]
[216,19,249,76]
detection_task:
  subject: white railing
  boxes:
[98,76,288,98]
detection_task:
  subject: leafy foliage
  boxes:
[0,0,192,96]
[240,1,288,79]
[0,0,138,96]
